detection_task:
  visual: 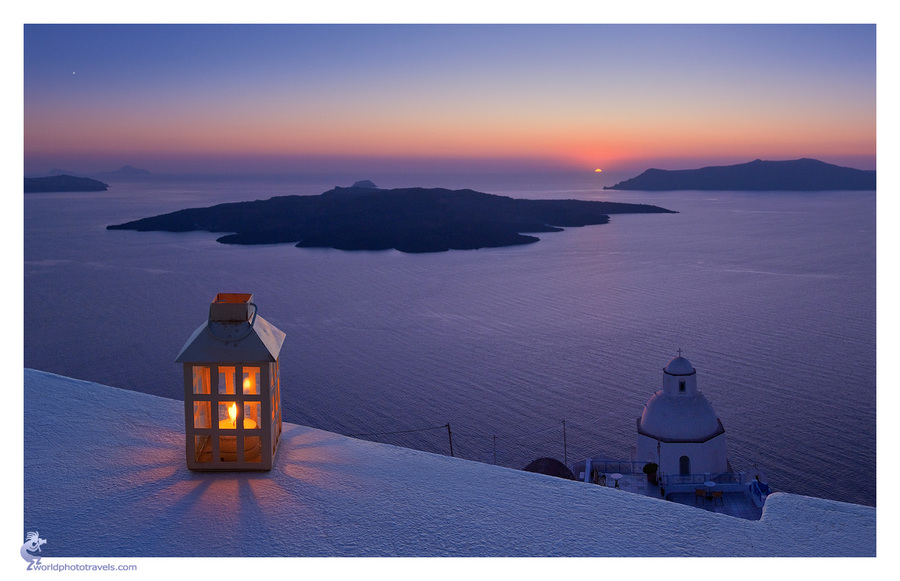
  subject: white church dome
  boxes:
[639,391,721,441]
[638,353,723,441]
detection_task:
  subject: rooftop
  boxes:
[23,369,876,559]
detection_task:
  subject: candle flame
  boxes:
[228,403,237,424]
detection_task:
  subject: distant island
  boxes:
[24,175,109,193]
[108,185,675,253]
[35,165,152,181]
[604,158,875,191]
[94,165,153,180]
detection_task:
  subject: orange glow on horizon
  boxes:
[23,96,876,175]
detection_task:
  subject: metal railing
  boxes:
[661,472,743,486]
[585,459,646,475]
[658,471,764,496]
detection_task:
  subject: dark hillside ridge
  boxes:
[604,158,875,191]
[108,185,675,253]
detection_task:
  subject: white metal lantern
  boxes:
[176,293,285,471]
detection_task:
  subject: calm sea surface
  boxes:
[23,174,876,506]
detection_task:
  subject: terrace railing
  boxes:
[659,471,754,494]
[585,459,645,475]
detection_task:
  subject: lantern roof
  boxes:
[175,316,285,363]
[175,294,285,363]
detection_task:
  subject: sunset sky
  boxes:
[23,23,876,177]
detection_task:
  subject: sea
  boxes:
[23,172,877,507]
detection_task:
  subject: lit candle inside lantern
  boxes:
[219,402,258,429]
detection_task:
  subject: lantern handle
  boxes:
[206,302,258,343]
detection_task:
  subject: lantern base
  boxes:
[188,434,276,471]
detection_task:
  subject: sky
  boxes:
[22,22,877,177]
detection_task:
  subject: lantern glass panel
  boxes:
[270,362,280,421]
[218,366,235,394]
[193,401,211,429]
[245,436,262,462]
[192,366,210,394]
[244,401,260,427]
[219,401,238,429]
[242,367,259,395]
[194,435,212,463]
[219,436,238,462]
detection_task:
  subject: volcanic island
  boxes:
[107,184,676,253]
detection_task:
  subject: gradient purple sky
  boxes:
[23,23,876,176]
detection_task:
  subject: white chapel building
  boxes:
[635,352,728,477]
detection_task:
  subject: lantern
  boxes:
[176,293,285,471]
